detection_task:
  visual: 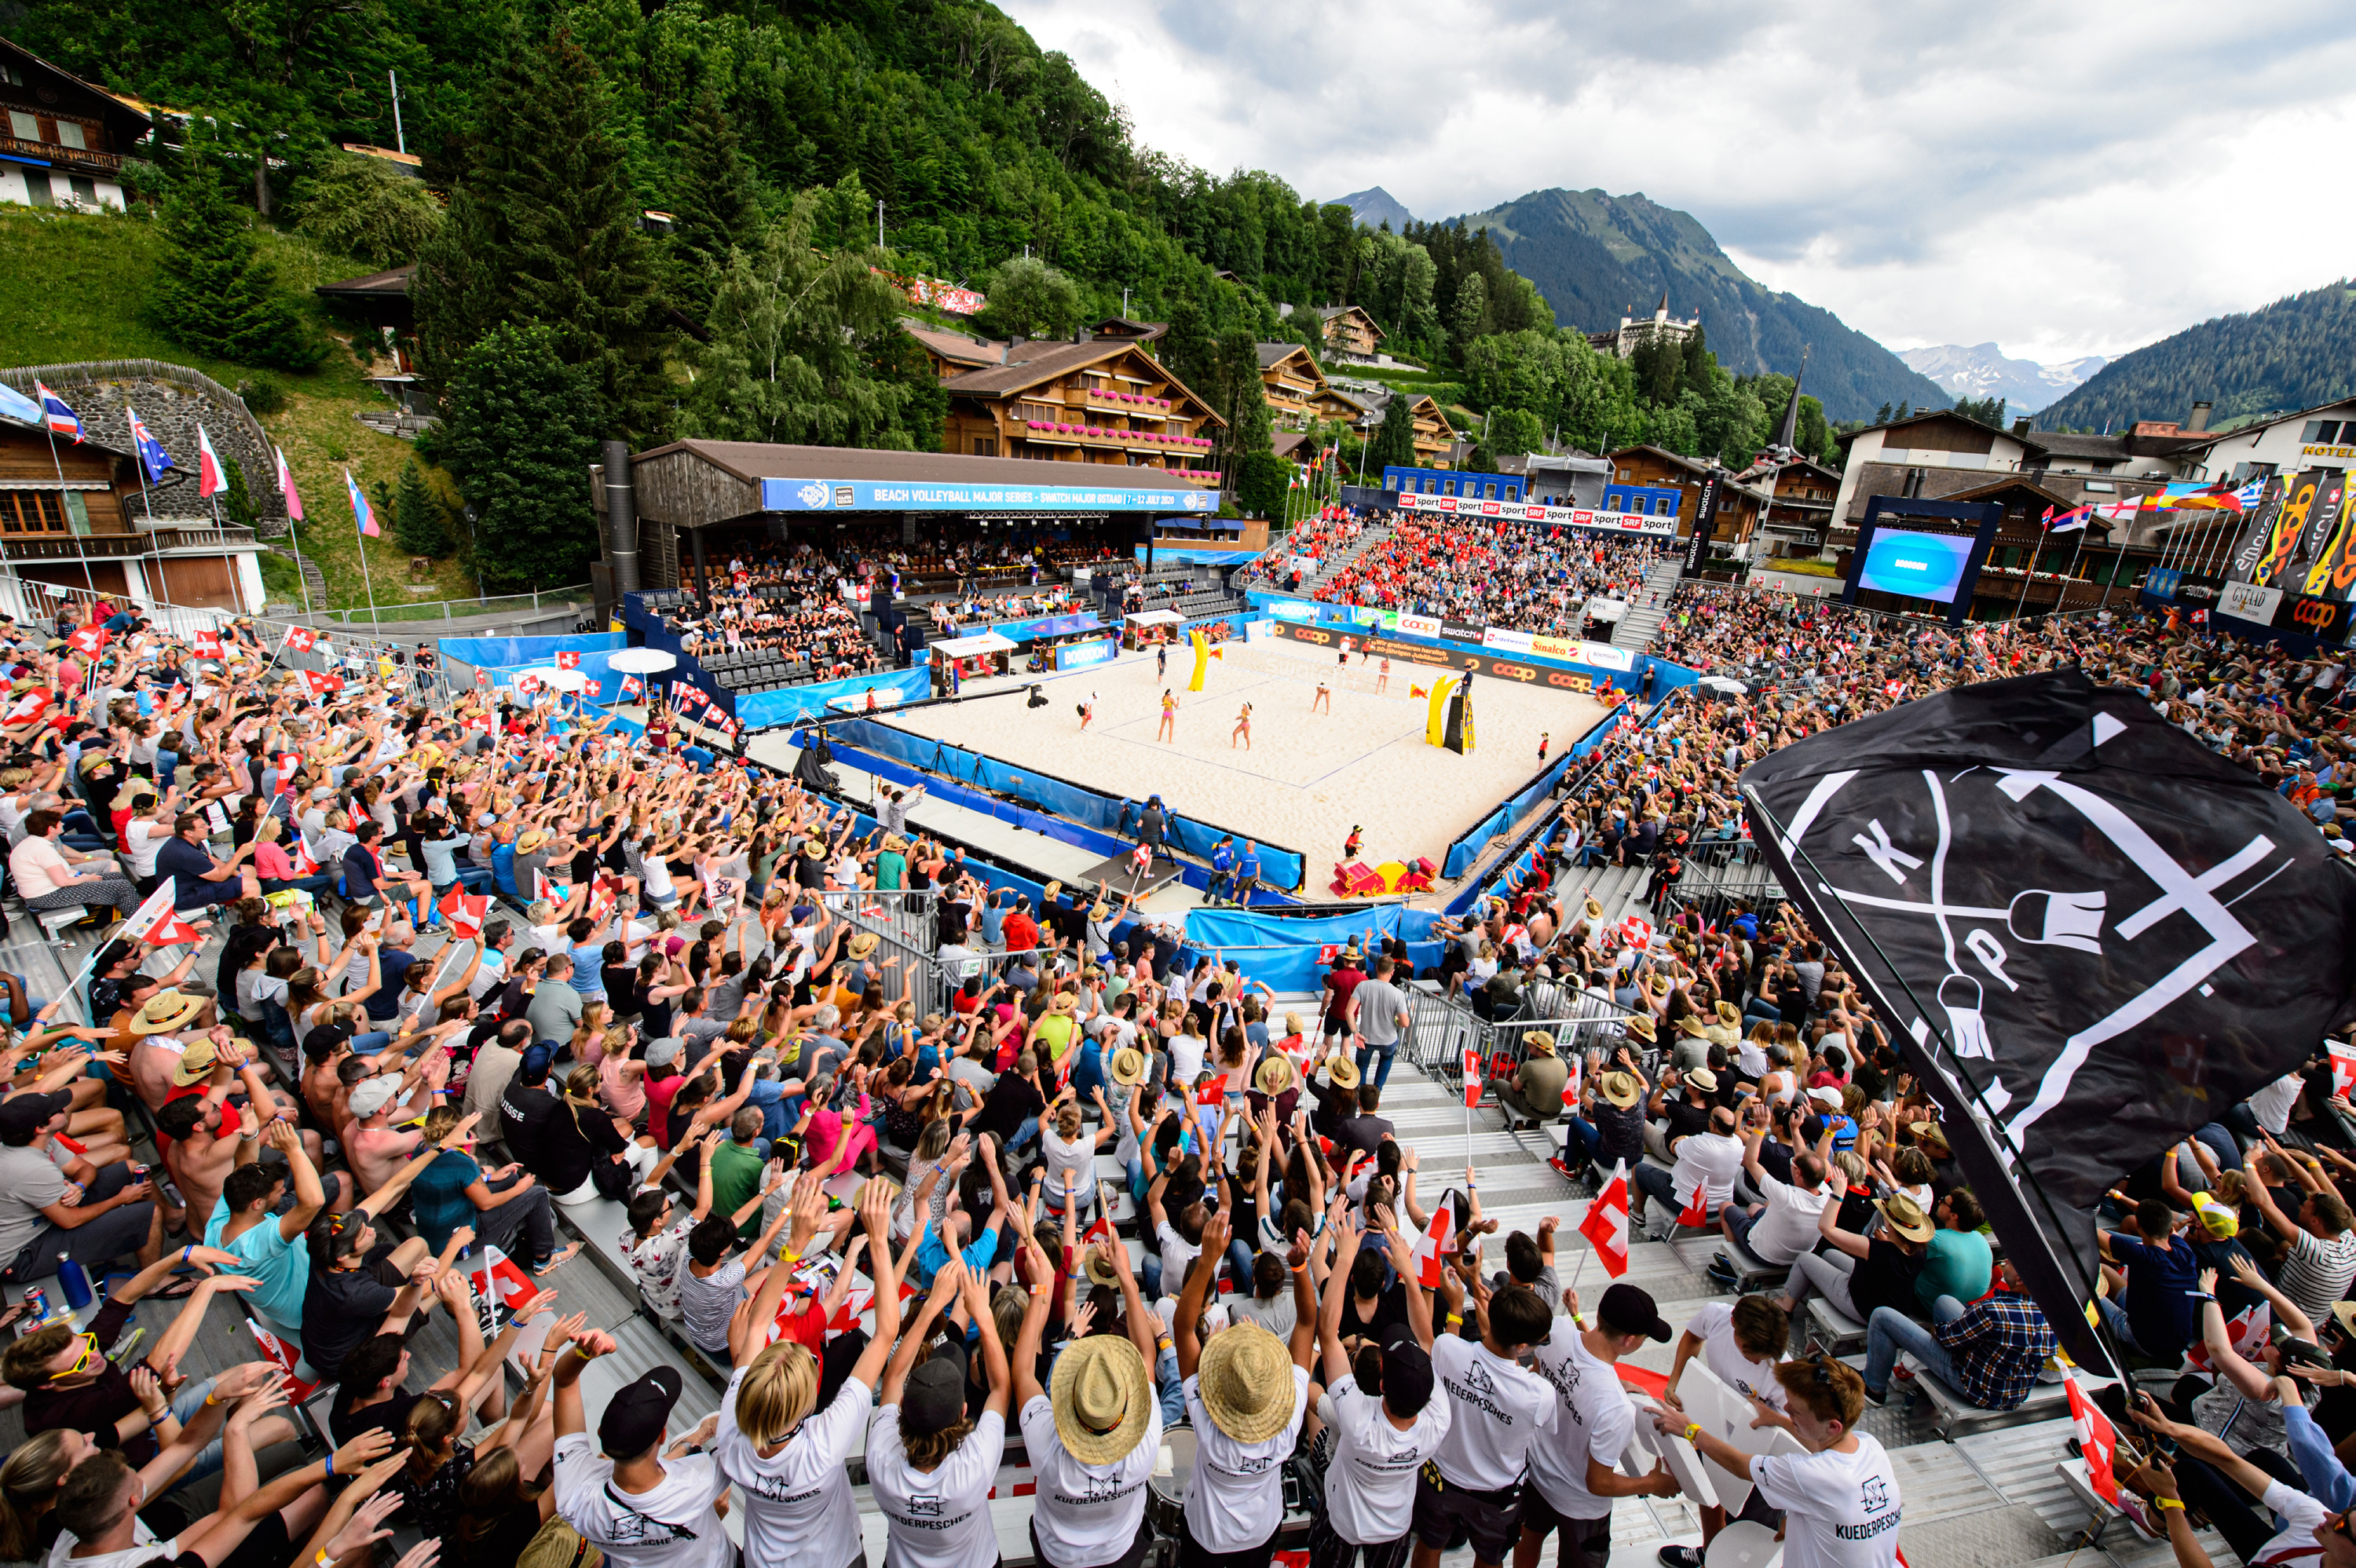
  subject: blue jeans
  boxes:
[1008,1116,1041,1157]
[1631,1162,1681,1234]
[1355,1040,1397,1092]
[1225,1237,1253,1292]
[1154,1345,1187,1428]
[166,1376,234,1487]
[1864,1296,1963,1396]
[2095,1294,2149,1358]
[1560,1117,1598,1168]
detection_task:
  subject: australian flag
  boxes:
[126,406,174,484]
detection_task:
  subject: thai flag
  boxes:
[196,425,226,499]
[274,446,304,522]
[33,382,81,442]
[346,469,379,536]
[126,406,174,484]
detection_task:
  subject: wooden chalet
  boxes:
[1408,395,1458,468]
[1257,342,1328,432]
[929,336,1225,479]
[1315,305,1385,359]
[1752,459,1842,557]
[0,37,149,210]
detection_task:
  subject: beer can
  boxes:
[20,1287,46,1325]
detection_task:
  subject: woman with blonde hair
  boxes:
[716,1181,902,1568]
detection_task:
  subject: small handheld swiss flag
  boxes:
[556,651,581,670]
[620,674,644,699]
[1462,1047,1482,1109]
[302,670,341,696]
[67,627,109,657]
[2,689,50,726]
[1579,1160,1631,1279]
[1411,1200,1456,1289]
[2331,1044,2356,1102]
[247,1321,319,1402]
[439,888,488,938]
[192,630,222,660]
[284,627,316,652]
[2064,1372,2120,1504]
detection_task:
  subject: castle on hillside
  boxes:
[1586,296,1702,360]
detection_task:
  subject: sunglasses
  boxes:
[51,1331,101,1380]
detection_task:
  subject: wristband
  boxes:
[203,1394,219,1407]
[181,1245,192,1264]
[325,1453,334,1477]
[1683,1422,1701,1443]
[2157,1497,2185,1512]
[318,1554,334,1568]
[1445,1312,1464,1327]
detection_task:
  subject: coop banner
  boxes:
[1740,668,2356,1373]
[1269,620,1647,696]
[1394,491,1677,536]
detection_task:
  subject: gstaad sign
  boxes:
[1393,492,1677,537]
[1268,622,1597,693]
[759,477,1216,513]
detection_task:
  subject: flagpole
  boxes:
[276,449,313,619]
[2014,522,2044,620]
[42,422,97,601]
[2062,528,2086,610]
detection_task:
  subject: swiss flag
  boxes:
[68,627,109,657]
[1676,1182,1711,1230]
[1194,1074,1227,1107]
[439,888,488,938]
[466,1241,539,1313]
[276,751,302,778]
[1619,915,1653,952]
[2186,1301,2268,1372]
[192,630,221,660]
[1462,1047,1482,1109]
[290,833,320,876]
[620,674,644,699]
[1560,1053,1585,1109]
[465,712,492,733]
[556,651,581,670]
[1081,1212,1117,1250]
[1410,1200,1456,1289]
[2331,1044,2356,1102]
[302,671,342,695]
[1884,679,1905,699]
[284,627,316,652]
[2064,1372,2120,1504]
[247,1321,319,1403]
[1579,1160,1632,1278]
[515,673,542,695]
[2,689,50,726]
[584,678,602,699]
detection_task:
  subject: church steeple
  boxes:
[1773,345,1809,451]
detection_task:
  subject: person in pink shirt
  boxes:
[802,1069,876,1180]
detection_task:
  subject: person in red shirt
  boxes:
[1001,895,1041,952]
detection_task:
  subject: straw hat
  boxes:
[845,932,879,960]
[515,828,549,854]
[1685,1067,1718,1094]
[1110,1047,1148,1087]
[1254,1055,1295,1095]
[171,1037,220,1086]
[1600,1071,1642,1109]
[1643,973,1670,997]
[1623,1016,1655,1044]
[1050,1332,1155,1465]
[130,990,204,1036]
[1583,896,1604,920]
[1675,1015,1707,1039]
[1714,1000,1741,1027]
[1522,1030,1557,1054]
[800,839,827,860]
[1194,1320,1296,1442]
[1876,1193,1935,1243]
[1326,1055,1361,1091]
[1083,1247,1122,1288]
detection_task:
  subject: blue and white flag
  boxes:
[125,405,174,484]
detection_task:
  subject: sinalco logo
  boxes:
[2293,598,2342,631]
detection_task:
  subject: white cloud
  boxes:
[1001,0,2356,362]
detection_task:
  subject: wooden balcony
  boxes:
[0,524,255,561]
[0,136,123,175]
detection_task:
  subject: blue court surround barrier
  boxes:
[824,716,1308,893]
[438,633,627,704]
[738,666,931,729]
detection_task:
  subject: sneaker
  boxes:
[1547,1157,1577,1180]
[1860,1382,1888,1406]
[1658,1550,1707,1568]
[1890,1364,1916,1385]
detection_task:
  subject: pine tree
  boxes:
[1370,393,1417,473]
[151,165,326,371]
[432,323,605,591]
[414,30,672,443]
[392,459,449,555]
[218,453,259,530]
[670,86,760,321]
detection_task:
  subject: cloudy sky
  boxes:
[999,0,2356,364]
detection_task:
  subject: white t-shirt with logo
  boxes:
[1750,1434,1903,1568]
[865,1405,1008,1568]
[1323,1372,1452,1547]
[551,1432,734,1568]
[715,1368,872,1568]
[1430,1334,1558,1492]
[2253,1478,2331,1566]
[1019,1391,1162,1568]
[1525,1322,1633,1520]
[1685,1302,1786,1410]
[1182,1365,1311,1553]
[1743,1172,1829,1266]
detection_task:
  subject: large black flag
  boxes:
[1741,669,2356,1372]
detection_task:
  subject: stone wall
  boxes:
[0,359,287,535]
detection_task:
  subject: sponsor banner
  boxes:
[1483,627,1536,654]
[1441,619,1486,642]
[759,477,1215,514]
[1393,491,1678,536]
[1396,613,1443,639]
[2277,593,2355,644]
[2216,581,2285,625]
[1270,621,1599,695]
[1054,637,1119,671]
[1265,598,1319,622]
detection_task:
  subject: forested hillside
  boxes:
[2035,282,2356,432]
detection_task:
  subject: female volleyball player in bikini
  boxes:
[1313,680,1332,714]
[1377,656,1391,694]
[1077,692,1097,730]
[1231,702,1253,750]
[1158,688,1178,742]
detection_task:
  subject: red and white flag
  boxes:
[196,425,226,499]
[466,1243,554,1372]
[1560,1052,1585,1109]
[1619,915,1653,952]
[273,444,304,523]
[276,751,302,778]
[1676,1180,1711,1230]
[192,630,222,660]
[302,670,341,696]
[1411,1200,1457,1289]
[1462,1047,1482,1109]
[2331,1044,2356,1102]
[2186,1301,2269,1372]
[556,651,581,670]
[2,689,49,726]
[284,627,316,652]
[247,1321,319,1402]
[514,673,542,695]
[290,833,321,876]
[2064,1372,2120,1504]
[620,673,644,699]
[1579,1160,1631,1279]
[68,626,109,657]
[439,888,488,938]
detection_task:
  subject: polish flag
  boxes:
[247,1321,319,1402]
[196,426,226,499]
[439,888,488,938]
[1579,1160,1631,1279]
[2064,1372,2120,1504]
[284,626,316,652]
[1411,1199,1456,1289]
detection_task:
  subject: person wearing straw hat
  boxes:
[1772,1190,1932,1331]
[1495,1030,1566,1129]
[1310,1213,1446,1568]
[1174,1209,1315,1568]
[1012,1229,1165,1568]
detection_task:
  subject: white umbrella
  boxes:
[543,667,592,693]
[607,648,676,674]
[1698,675,1749,695]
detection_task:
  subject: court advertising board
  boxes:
[1393,490,1677,536]
[1269,619,1622,693]
[760,477,1215,513]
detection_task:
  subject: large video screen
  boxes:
[1857,529,1976,605]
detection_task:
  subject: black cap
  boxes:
[0,1091,71,1146]
[1380,1336,1434,1417]
[902,1354,966,1438]
[1598,1282,1673,1343]
[598,1365,683,1457]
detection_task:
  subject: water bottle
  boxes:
[57,1255,91,1311]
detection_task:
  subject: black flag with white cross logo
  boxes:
[1740,668,2356,1372]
